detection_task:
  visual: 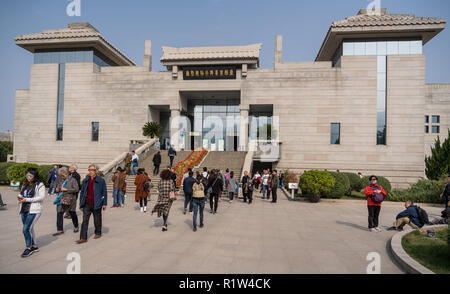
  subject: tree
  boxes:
[0,141,13,162]
[142,122,161,139]
[425,129,450,180]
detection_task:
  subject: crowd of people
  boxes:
[11,159,450,258]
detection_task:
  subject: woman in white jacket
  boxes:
[17,168,46,258]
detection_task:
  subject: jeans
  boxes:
[184,193,193,212]
[131,162,138,175]
[57,207,78,232]
[192,198,205,228]
[21,213,41,248]
[48,180,56,194]
[209,193,219,212]
[112,188,121,207]
[368,205,381,229]
[271,187,277,203]
[261,185,268,198]
[80,204,102,240]
[154,164,160,175]
[119,189,125,205]
[139,197,148,207]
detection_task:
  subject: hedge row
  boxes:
[0,163,64,187]
[299,171,393,201]
[389,177,447,204]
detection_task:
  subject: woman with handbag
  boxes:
[52,167,79,236]
[152,169,176,231]
[17,168,46,257]
[135,168,150,212]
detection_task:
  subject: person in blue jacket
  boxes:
[387,200,423,231]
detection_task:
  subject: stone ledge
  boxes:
[389,224,447,274]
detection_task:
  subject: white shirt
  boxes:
[262,174,269,185]
[132,154,139,162]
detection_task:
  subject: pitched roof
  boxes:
[331,12,445,28]
[15,23,135,66]
[316,9,446,61]
[161,44,262,65]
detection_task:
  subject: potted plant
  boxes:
[142,122,161,139]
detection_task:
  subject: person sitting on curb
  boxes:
[387,200,424,231]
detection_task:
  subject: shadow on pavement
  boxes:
[336,221,368,232]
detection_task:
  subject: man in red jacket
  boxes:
[364,175,387,232]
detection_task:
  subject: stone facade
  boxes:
[12,11,450,188]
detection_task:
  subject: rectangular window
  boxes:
[432,115,440,124]
[376,56,387,145]
[432,126,440,134]
[56,63,65,141]
[92,122,99,141]
[425,125,429,134]
[425,115,429,123]
[330,123,341,145]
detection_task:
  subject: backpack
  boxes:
[416,206,429,225]
[370,185,384,203]
[143,179,151,191]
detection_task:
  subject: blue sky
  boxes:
[0,0,449,131]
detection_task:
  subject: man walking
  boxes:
[47,165,58,195]
[270,170,279,203]
[131,151,139,175]
[76,164,107,244]
[152,151,161,175]
[168,145,177,167]
[111,167,125,208]
[182,171,196,214]
[261,169,269,199]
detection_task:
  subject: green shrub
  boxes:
[6,163,43,184]
[323,172,350,199]
[343,172,364,194]
[389,177,447,204]
[360,175,392,193]
[425,129,450,180]
[0,141,13,162]
[0,162,15,184]
[299,170,335,202]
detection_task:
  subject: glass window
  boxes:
[377,56,386,73]
[410,40,423,54]
[425,126,429,134]
[56,63,65,141]
[354,42,366,55]
[425,115,429,123]
[377,41,387,55]
[92,122,99,141]
[387,41,399,55]
[398,41,410,54]
[366,42,377,55]
[342,42,354,56]
[432,126,440,134]
[330,123,340,145]
[432,115,440,124]
[377,73,386,91]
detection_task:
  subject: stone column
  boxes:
[143,40,152,71]
[239,106,249,151]
[170,108,181,151]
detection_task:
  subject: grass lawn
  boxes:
[401,227,450,274]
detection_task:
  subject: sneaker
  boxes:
[387,226,397,231]
[183,209,186,215]
[375,227,382,232]
[140,207,144,213]
[189,211,193,215]
[229,200,232,203]
[144,206,147,213]
[193,227,197,232]
[199,224,204,228]
[21,248,33,257]
[30,246,39,253]
[368,228,376,232]
[73,227,79,233]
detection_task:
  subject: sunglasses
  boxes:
[26,174,34,178]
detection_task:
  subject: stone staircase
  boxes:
[106,150,192,197]
[106,151,247,198]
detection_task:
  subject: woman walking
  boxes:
[192,175,205,232]
[135,168,150,212]
[226,171,238,203]
[152,169,175,231]
[17,168,46,257]
[364,175,387,232]
[52,167,79,236]
[208,170,223,214]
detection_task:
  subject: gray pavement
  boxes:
[0,186,443,274]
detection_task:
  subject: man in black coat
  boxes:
[152,151,162,175]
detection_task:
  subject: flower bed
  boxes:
[174,149,208,188]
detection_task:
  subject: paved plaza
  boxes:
[0,186,443,274]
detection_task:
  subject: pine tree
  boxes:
[425,129,450,180]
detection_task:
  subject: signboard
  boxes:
[288,183,298,190]
[183,66,237,80]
